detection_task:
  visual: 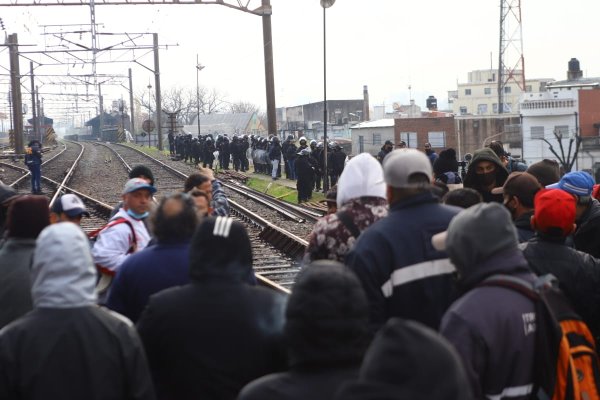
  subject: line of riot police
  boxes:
[167,132,250,172]
[166,132,348,200]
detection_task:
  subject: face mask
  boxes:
[425,149,433,155]
[127,208,149,220]
[476,171,496,186]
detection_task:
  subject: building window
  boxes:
[465,88,472,95]
[459,106,468,115]
[373,133,381,145]
[554,125,569,137]
[505,103,512,113]
[477,104,488,114]
[359,135,364,153]
[526,85,532,92]
[400,132,418,148]
[484,88,492,95]
[504,86,512,94]
[428,131,446,148]
[531,126,544,139]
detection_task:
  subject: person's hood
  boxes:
[445,203,525,287]
[334,318,472,400]
[336,153,386,208]
[31,222,97,308]
[463,147,508,189]
[286,260,369,368]
[189,216,255,284]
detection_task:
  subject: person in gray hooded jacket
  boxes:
[436,203,536,400]
[0,223,155,400]
[0,195,49,329]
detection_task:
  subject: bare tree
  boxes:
[134,85,227,131]
[227,101,260,114]
[542,128,582,173]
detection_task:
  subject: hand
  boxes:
[197,165,215,181]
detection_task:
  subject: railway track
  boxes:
[1,141,116,234]
[94,142,307,292]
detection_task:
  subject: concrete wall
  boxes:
[456,116,522,159]
[351,126,395,156]
[578,88,600,136]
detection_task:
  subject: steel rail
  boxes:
[48,140,85,207]
[99,142,303,293]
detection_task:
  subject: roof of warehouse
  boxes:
[183,112,255,134]
[350,119,395,129]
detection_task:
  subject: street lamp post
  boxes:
[321,0,335,192]
[196,55,205,137]
[147,82,152,147]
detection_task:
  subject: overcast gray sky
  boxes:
[3,0,600,120]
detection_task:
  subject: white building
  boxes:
[350,119,395,156]
[449,69,552,116]
[520,90,579,165]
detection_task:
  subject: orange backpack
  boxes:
[481,274,600,400]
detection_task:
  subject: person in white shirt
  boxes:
[92,178,155,298]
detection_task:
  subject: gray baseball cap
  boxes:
[382,149,433,188]
[122,178,157,195]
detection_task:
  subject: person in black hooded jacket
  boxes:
[238,260,370,400]
[463,147,509,203]
[137,217,287,400]
[334,318,472,400]
[520,189,600,341]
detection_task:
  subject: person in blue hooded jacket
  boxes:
[24,140,42,194]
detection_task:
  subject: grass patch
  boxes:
[247,177,326,204]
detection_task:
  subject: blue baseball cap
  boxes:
[122,178,157,195]
[546,171,594,197]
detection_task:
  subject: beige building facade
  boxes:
[448,69,552,116]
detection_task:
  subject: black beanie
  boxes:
[7,195,49,239]
[285,260,370,367]
[189,217,254,284]
[334,318,473,400]
[129,165,155,186]
[433,148,459,176]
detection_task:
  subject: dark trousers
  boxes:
[29,164,41,193]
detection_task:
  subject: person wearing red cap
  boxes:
[520,189,600,341]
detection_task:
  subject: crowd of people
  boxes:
[1,137,600,399]
[167,132,348,204]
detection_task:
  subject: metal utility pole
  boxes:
[8,33,24,154]
[30,61,38,145]
[128,68,134,135]
[498,0,525,115]
[153,33,163,150]
[261,0,276,136]
[36,86,41,142]
[99,84,104,140]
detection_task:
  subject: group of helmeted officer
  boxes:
[280,135,347,202]
[168,133,250,172]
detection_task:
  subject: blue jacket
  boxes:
[440,249,536,400]
[345,192,461,332]
[106,241,190,323]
